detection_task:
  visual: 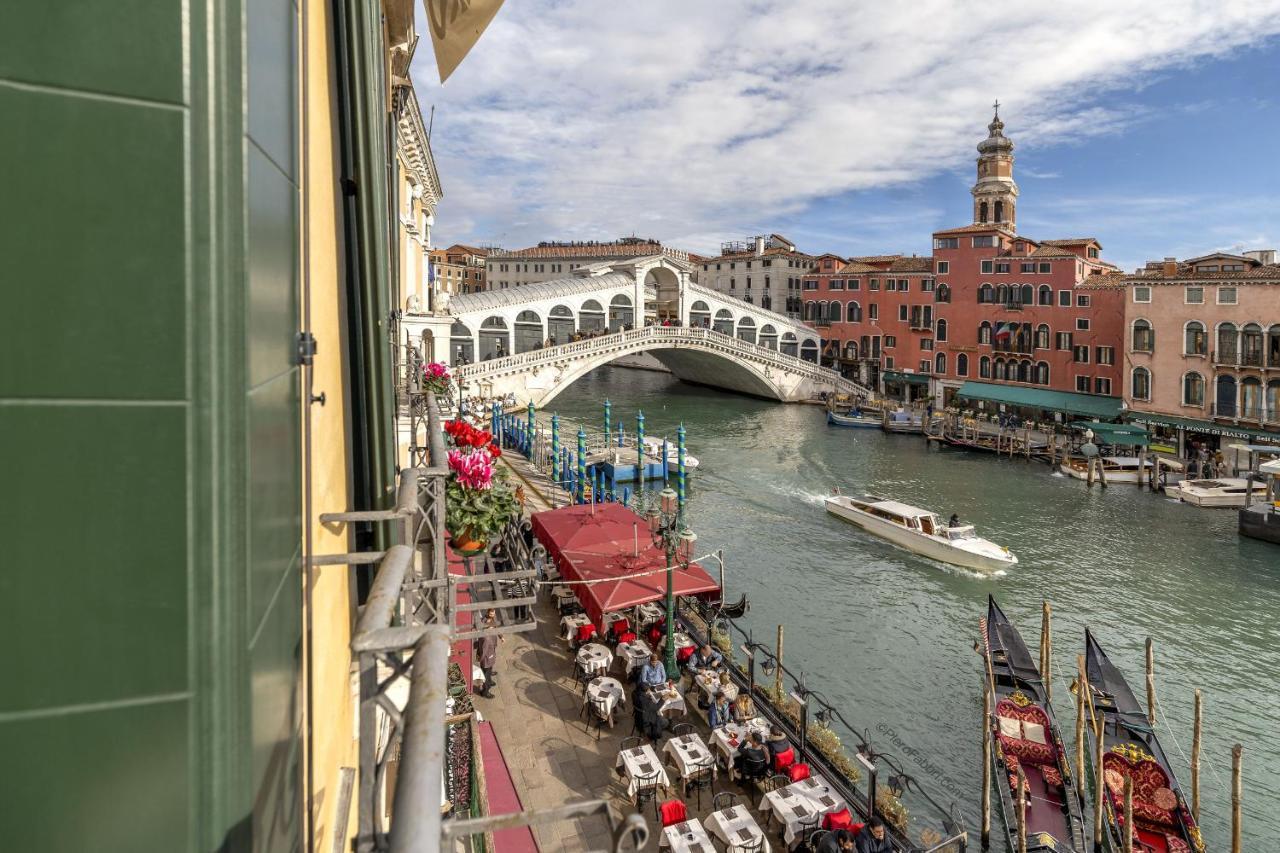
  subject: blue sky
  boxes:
[413,1,1280,273]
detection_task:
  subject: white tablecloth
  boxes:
[660,819,716,852]
[789,775,849,820]
[551,585,576,606]
[635,601,665,625]
[560,613,593,641]
[647,686,686,716]
[662,732,716,779]
[584,676,626,715]
[617,639,652,674]
[576,642,614,674]
[705,804,773,853]
[615,744,671,797]
[712,717,772,768]
[694,670,739,703]
[757,786,820,847]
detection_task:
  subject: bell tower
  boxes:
[972,101,1018,230]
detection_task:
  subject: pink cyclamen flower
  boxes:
[448,448,494,490]
[424,361,450,379]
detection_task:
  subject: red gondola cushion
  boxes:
[999,734,1055,767]
[788,762,811,783]
[1041,765,1063,787]
[659,799,687,827]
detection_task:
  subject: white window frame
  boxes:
[1133,285,1152,303]
[1184,286,1204,305]
[1076,317,1090,331]
[1217,286,1238,305]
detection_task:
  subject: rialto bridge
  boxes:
[402,255,870,406]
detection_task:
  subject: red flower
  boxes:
[487,443,502,458]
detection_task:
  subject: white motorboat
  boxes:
[827,410,881,429]
[1166,478,1269,508]
[824,493,1017,572]
[641,436,699,470]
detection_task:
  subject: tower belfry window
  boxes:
[994,201,1004,222]
[979,201,988,223]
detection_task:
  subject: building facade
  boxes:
[695,234,815,316]
[485,238,689,289]
[1121,251,1280,451]
[395,82,442,315]
[443,243,488,293]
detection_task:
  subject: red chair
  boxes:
[646,626,663,646]
[848,822,865,836]
[676,645,696,663]
[617,630,637,645]
[822,807,853,831]
[659,798,688,828]
[772,747,796,773]
[788,762,811,783]
[611,618,631,637]
[575,623,598,645]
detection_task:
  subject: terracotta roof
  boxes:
[1183,252,1258,265]
[1075,273,1129,290]
[846,254,903,263]
[835,261,881,275]
[1041,237,1101,248]
[1123,263,1280,283]
[490,240,663,259]
[887,256,934,273]
[1029,246,1078,258]
[446,243,489,256]
[932,223,1017,236]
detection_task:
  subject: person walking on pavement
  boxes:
[477,609,503,698]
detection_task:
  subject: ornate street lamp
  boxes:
[640,486,696,678]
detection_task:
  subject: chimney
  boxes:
[754,236,765,256]
[1161,257,1177,276]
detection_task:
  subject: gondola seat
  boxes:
[1103,752,1177,828]
[995,699,1058,767]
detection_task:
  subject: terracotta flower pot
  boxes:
[450,528,488,556]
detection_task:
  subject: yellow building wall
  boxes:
[302,0,359,850]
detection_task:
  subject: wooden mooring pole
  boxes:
[1145,638,1156,727]
[1232,743,1243,853]
[1191,689,1202,822]
[1137,445,1147,489]
[1041,601,1053,704]
[981,685,992,849]
[1074,655,1087,807]
[1016,767,1029,853]
[1122,776,1134,853]
[775,623,784,698]
[1093,713,1105,850]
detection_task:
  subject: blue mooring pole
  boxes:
[677,423,687,514]
[662,438,670,481]
[636,410,645,492]
[604,398,612,446]
[622,486,631,507]
[618,422,624,448]
[550,414,560,485]
[577,430,588,504]
[491,403,500,444]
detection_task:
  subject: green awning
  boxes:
[1126,413,1280,444]
[1069,421,1149,446]
[954,381,1123,419]
[883,370,930,386]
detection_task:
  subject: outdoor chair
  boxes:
[711,791,737,814]
[683,758,715,811]
[670,722,695,738]
[772,747,796,773]
[803,828,829,853]
[759,773,790,794]
[730,834,764,853]
[788,762,811,783]
[633,769,664,818]
[586,694,614,739]
[795,811,820,838]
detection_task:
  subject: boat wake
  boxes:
[1050,470,1066,478]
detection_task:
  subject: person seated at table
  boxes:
[707,690,732,729]
[817,829,856,853]
[717,671,735,696]
[632,685,667,742]
[731,692,756,723]
[765,725,792,760]
[854,817,892,853]
[733,732,770,781]
[685,643,723,673]
[638,652,668,689]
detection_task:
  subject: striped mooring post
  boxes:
[604,398,612,445]
[526,401,536,448]
[617,421,624,448]
[636,410,646,492]
[550,414,560,485]
[661,438,670,481]
[491,402,500,444]
[577,430,588,504]
[677,423,687,514]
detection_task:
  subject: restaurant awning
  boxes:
[1125,413,1280,444]
[1069,421,1149,447]
[882,370,930,386]
[955,381,1123,419]
[531,502,721,627]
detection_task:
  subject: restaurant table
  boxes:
[660,819,716,853]
[658,631,696,652]
[560,613,593,641]
[551,585,576,608]
[648,686,686,717]
[635,601,665,625]
[711,717,772,773]
[616,639,652,674]
[615,743,671,797]
[693,669,739,704]
[757,785,821,847]
[662,732,716,780]
[705,803,773,853]
[788,774,848,822]
[576,643,614,675]
[584,676,626,716]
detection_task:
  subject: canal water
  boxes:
[549,366,1277,851]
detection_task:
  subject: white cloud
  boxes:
[413,0,1280,253]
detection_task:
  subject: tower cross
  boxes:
[993,99,1000,117]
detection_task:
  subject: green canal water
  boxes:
[549,366,1278,851]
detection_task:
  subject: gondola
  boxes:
[1083,630,1204,852]
[982,597,1086,852]
[826,409,880,428]
[717,593,749,619]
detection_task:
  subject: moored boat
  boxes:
[982,597,1086,853]
[824,493,1017,572]
[1059,455,1184,485]
[1165,477,1267,508]
[827,409,881,429]
[1083,630,1204,853]
[641,436,700,470]
[1239,458,1280,544]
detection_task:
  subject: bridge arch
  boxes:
[580,299,605,332]
[479,316,510,360]
[713,309,734,336]
[689,300,711,329]
[514,310,543,353]
[548,304,575,343]
[450,320,475,364]
[608,294,633,331]
[759,324,778,350]
[737,315,757,344]
[781,332,798,357]
[800,340,819,362]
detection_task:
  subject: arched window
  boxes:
[760,294,772,310]
[1132,318,1154,352]
[996,284,1009,305]
[978,283,994,304]
[1243,323,1264,366]
[689,300,711,328]
[450,320,475,364]
[1183,372,1205,406]
[780,332,799,357]
[1216,322,1237,362]
[804,302,818,322]
[478,315,510,360]
[827,301,842,323]
[580,299,606,331]
[994,200,1005,222]
[737,316,757,344]
[979,201,989,223]
[936,318,948,342]
[1266,379,1280,420]
[800,339,820,363]
[1215,374,1237,417]
[1269,325,1280,367]
[1242,377,1262,419]
[957,353,969,377]
[1184,321,1206,356]
[1016,360,1030,383]
[994,358,1007,380]
[935,352,946,375]
[846,301,862,322]
[514,309,543,353]
[1038,284,1052,306]
[978,321,992,345]
[1035,324,1050,349]
[1015,323,1032,354]
[1036,361,1049,385]
[1132,367,1151,401]
[759,324,779,349]
[609,293,634,331]
[1020,284,1034,305]
[935,283,951,303]
[979,356,992,379]
[713,308,734,336]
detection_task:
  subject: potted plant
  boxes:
[443,419,517,555]
[421,360,453,395]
